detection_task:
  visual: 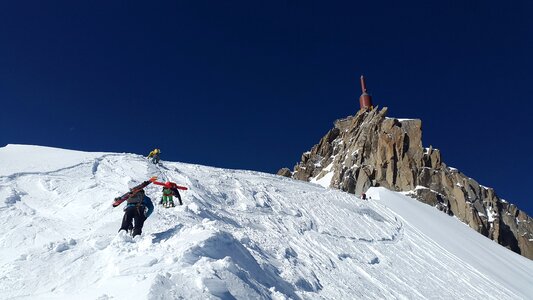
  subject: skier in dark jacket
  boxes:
[112,183,154,237]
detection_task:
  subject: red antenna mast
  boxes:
[359,75,373,110]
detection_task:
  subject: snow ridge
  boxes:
[1,145,532,299]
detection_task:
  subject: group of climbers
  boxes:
[113,147,370,238]
[112,148,188,237]
[114,148,371,238]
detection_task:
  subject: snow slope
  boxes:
[1,144,532,299]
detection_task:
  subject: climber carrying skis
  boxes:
[147,148,161,164]
[150,178,188,208]
[112,179,155,237]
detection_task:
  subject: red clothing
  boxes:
[151,179,188,190]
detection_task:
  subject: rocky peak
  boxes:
[281,107,533,259]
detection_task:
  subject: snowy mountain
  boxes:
[1,144,532,300]
[281,108,533,259]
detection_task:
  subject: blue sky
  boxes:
[1,1,532,215]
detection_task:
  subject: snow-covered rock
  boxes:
[284,108,533,259]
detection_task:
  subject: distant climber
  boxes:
[112,180,155,237]
[361,193,367,200]
[147,148,161,164]
[150,178,188,208]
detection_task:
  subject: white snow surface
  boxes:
[1,144,532,299]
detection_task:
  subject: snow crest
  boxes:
[1,145,532,299]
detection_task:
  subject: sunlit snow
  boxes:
[1,144,532,299]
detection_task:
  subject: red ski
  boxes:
[150,178,188,190]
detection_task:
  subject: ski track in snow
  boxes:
[0,145,532,299]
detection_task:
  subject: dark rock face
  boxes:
[276,168,292,178]
[280,107,533,259]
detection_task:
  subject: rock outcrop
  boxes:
[281,107,533,259]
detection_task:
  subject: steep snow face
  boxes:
[1,144,532,299]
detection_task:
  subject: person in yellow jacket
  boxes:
[147,148,161,164]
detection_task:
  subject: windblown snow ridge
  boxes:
[0,145,532,299]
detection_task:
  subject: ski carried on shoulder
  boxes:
[112,176,158,207]
[150,178,188,190]
[151,178,188,207]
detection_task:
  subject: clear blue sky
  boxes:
[1,1,532,215]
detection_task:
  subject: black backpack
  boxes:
[127,190,145,205]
